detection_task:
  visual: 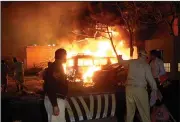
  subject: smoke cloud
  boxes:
[1,2,88,59]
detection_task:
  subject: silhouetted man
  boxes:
[13,57,24,92]
[44,48,68,122]
[1,60,9,92]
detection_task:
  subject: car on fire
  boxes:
[65,54,119,86]
[92,62,128,88]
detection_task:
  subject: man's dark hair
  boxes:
[13,57,17,62]
[150,50,158,57]
[55,48,67,59]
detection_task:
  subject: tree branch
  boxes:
[106,26,119,62]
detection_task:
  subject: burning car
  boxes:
[65,54,119,87]
[92,62,128,88]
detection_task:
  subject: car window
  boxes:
[78,58,93,66]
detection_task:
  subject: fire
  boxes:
[67,39,136,59]
[83,66,101,83]
[63,27,137,86]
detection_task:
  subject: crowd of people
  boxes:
[1,57,25,93]
[1,48,168,122]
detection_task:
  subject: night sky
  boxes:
[1,2,88,59]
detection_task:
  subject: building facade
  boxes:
[25,46,57,69]
[145,23,180,80]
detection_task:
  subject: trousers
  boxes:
[126,86,151,122]
[14,72,24,92]
[44,96,66,122]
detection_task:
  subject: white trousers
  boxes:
[44,96,66,122]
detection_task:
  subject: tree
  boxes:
[69,3,122,62]
[115,2,139,58]
[71,2,178,59]
[95,23,120,62]
[88,2,155,58]
[87,3,123,62]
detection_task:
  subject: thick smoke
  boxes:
[2,2,161,60]
[1,2,88,59]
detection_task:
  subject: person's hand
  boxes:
[150,90,158,107]
[151,90,158,100]
[53,106,60,116]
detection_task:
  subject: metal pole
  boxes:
[171,15,180,80]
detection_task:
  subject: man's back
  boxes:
[127,58,149,87]
[44,62,68,97]
[14,61,24,73]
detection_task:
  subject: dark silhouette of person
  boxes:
[1,60,9,92]
[13,57,25,92]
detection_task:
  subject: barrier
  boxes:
[2,92,119,122]
[65,93,116,122]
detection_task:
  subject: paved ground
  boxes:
[5,76,43,94]
[4,76,117,97]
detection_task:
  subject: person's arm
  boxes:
[46,82,58,107]
[45,69,58,107]
[46,77,60,116]
[145,65,158,91]
[118,60,131,68]
[53,65,68,88]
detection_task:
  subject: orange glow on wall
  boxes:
[26,46,57,69]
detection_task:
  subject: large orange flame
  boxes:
[64,28,137,86]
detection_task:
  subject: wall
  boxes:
[26,46,57,69]
[145,23,174,62]
[145,23,174,78]
[145,22,180,80]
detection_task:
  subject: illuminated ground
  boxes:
[2,76,118,97]
[2,76,43,97]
